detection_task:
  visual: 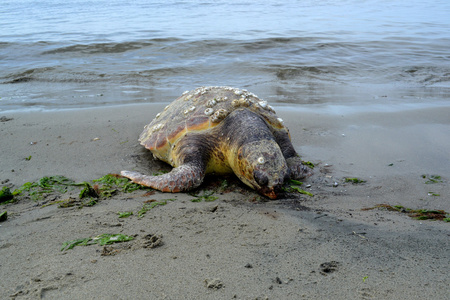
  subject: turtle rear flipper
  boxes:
[121,164,205,193]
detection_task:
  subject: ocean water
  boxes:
[1,0,449,111]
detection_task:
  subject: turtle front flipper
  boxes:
[272,129,312,180]
[286,156,313,180]
[121,164,205,193]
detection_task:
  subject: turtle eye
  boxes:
[254,170,268,187]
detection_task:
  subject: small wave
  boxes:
[1,67,108,84]
[1,67,55,84]
[41,38,182,55]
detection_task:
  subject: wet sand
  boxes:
[1,103,449,299]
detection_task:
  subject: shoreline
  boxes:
[1,102,449,299]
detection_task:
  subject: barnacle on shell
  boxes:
[211,108,229,123]
[183,106,196,115]
[151,123,164,133]
[204,108,214,116]
[206,99,217,107]
[231,97,251,107]
[258,101,268,108]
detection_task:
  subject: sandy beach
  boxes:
[1,102,449,299]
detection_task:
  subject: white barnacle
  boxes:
[239,97,250,107]
[164,105,170,111]
[231,99,240,107]
[152,123,164,132]
[211,108,229,123]
[204,108,214,116]
[206,99,217,107]
[234,89,242,96]
[155,112,161,118]
[182,90,189,95]
[267,105,275,113]
[258,101,268,108]
[257,156,265,164]
[277,117,284,124]
[183,105,196,115]
[185,94,193,101]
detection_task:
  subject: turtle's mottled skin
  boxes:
[121,86,312,199]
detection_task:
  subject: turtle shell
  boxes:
[139,86,288,165]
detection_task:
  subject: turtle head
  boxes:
[233,140,289,199]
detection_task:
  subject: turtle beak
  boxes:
[259,186,279,199]
[264,190,278,199]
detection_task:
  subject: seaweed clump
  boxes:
[1,174,149,208]
[363,204,449,222]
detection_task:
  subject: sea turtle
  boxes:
[121,86,312,199]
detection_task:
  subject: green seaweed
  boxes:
[189,190,218,202]
[118,211,133,218]
[25,155,32,161]
[93,174,147,194]
[428,192,440,197]
[290,186,314,197]
[152,170,169,176]
[288,179,303,186]
[61,238,92,251]
[302,161,315,169]
[138,199,175,218]
[283,180,313,196]
[61,234,134,251]
[362,204,449,221]
[344,177,366,184]
[78,182,99,199]
[94,233,134,245]
[12,175,78,201]
[217,179,229,192]
[0,187,14,203]
[422,175,443,184]
[0,211,7,222]
[8,174,147,206]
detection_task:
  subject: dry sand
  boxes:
[1,102,449,299]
